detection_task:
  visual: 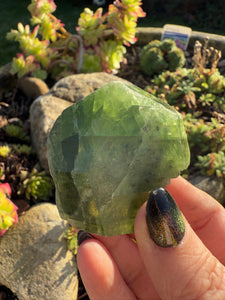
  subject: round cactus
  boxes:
[140,39,186,76]
[167,48,186,71]
[139,47,168,76]
[160,39,176,53]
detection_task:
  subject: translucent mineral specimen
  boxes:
[47,81,190,235]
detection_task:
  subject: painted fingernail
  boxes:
[146,188,185,248]
[77,230,93,246]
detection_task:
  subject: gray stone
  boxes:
[0,203,78,300]
[189,175,225,205]
[30,73,129,169]
[30,95,71,170]
[50,72,130,103]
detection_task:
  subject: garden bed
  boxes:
[1,30,225,209]
[0,26,225,300]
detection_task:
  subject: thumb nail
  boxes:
[146,188,185,248]
[77,230,93,246]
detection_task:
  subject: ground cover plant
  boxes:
[144,38,225,179]
[0,0,224,235]
[0,1,225,299]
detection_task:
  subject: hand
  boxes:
[77,176,225,299]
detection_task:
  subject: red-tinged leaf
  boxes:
[0,183,11,198]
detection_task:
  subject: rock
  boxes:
[189,175,225,205]
[30,95,71,170]
[0,203,78,300]
[30,73,129,169]
[18,77,49,100]
[217,59,225,68]
[50,72,130,103]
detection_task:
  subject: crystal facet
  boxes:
[47,81,190,236]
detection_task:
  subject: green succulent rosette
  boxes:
[47,81,190,236]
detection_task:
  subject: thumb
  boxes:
[134,188,225,300]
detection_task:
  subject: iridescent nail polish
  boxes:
[146,188,185,248]
[77,230,93,246]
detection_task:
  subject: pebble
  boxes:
[18,77,49,100]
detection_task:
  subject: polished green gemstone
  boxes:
[47,81,190,236]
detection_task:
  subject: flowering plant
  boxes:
[0,183,18,236]
[7,0,145,79]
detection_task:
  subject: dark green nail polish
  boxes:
[146,188,185,248]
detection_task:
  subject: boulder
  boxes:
[189,175,225,205]
[30,95,71,170]
[50,72,129,103]
[0,203,78,300]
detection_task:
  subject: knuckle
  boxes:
[200,258,225,299]
[179,251,225,300]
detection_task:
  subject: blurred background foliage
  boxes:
[0,0,225,67]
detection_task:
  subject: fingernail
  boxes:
[77,230,93,246]
[146,188,185,248]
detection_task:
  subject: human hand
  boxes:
[77,176,225,299]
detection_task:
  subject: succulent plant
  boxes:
[140,47,168,76]
[64,226,79,255]
[149,67,225,112]
[192,38,222,75]
[196,152,225,178]
[207,70,225,94]
[0,183,18,236]
[144,40,225,181]
[3,124,25,140]
[0,145,11,157]
[81,52,102,73]
[7,0,146,78]
[160,39,176,52]
[167,48,186,71]
[12,144,32,155]
[139,39,185,76]
[22,171,53,201]
[100,39,126,73]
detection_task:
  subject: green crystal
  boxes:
[47,81,190,236]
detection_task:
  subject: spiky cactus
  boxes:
[140,39,185,76]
